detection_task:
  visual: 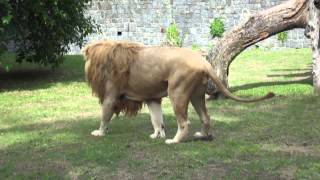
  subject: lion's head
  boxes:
[82,40,142,105]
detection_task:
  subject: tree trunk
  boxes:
[308,0,320,94]
[207,0,308,98]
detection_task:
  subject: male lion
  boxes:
[82,40,274,144]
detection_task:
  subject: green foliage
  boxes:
[0,52,14,72]
[0,0,97,68]
[277,31,288,44]
[210,18,225,38]
[166,23,182,47]
[0,1,12,29]
[191,44,201,51]
[0,0,12,54]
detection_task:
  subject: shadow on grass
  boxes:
[0,55,85,92]
[270,68,311,72]
[231,68,312,92]
[267,72,311,78]
[1,96,320,179]
[0,113,174,179]
[231,77,312,92]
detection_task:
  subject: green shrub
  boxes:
[277,31,288,44]
[210,18,225,38]
[0,0,97,68]
[0,0,12,54]
[191,44,201,51]
[166,23,182,47]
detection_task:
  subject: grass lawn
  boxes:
[0,48,320,179]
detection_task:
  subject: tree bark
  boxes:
[308,0,320,94]
[207,0,308,98]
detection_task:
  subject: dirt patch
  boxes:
[261,143,320,157]
[191,163,228,179]
[0,159,5,167]
[14,159,70,176]
[117,168,134,180]
[115,150,155,180]
[66,165,113,180]
[279,165,298,180]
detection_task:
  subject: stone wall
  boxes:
[69,0,310,53]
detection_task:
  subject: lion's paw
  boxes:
[165,139,179,144]
[159,130,166,138]
[91,130,106,136]
[150,129,166,139]
[150,133,159,139]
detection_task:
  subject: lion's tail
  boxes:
[206,67,275,103]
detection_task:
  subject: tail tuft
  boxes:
[266,92,275,98]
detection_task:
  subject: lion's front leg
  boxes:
[147,100,166,139]
[91,92,116,137]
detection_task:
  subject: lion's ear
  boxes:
[106,43,118,60]
[107,43,125,60]
[106,43,128,68]
[106,42,139,84]
[107,42,139,62]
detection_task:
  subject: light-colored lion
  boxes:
[82,40,274,144]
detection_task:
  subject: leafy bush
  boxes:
[166,23,182,47]
[210,18,225,38]
[0,0,12,53]
[277,31,288,44]
[0,0,97,68]
[191,44,201,51]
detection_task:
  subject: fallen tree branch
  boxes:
[207,0,309,98]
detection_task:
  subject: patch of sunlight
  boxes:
[52,82,86,88]
[214,115,242,123]
[297,163,320,179]
[0,131,36,149]
[1,89,35,96]
[181,150,200,156]
[51,133,79,143]
[1,89,65,101]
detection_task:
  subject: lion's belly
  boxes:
[125,91,168,101]
[125,80,168,101]
[124,61,169,101]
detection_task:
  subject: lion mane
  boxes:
[82,40,147,116]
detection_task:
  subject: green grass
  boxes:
[0,49,320,179]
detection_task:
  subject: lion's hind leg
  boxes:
[165,88,192,144]
[147,100,166,139]
[190,86,212,140]
[165,71,205,144]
